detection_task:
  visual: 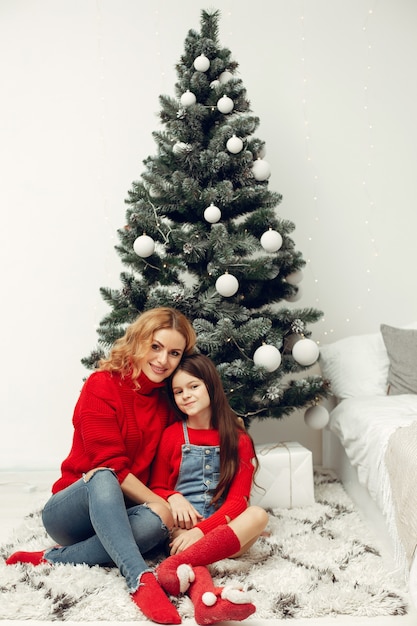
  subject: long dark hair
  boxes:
[168,353,258,505]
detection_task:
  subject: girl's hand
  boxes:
[167,493,203,529]
[170,527,204,554]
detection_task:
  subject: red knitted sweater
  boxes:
[52,370,173,494]
[149,421,256,534]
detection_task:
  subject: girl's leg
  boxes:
[157,506,269,595]
[188,565,255,625]
[227,505,269,556]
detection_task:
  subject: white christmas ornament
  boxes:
[204,203,221,223]
[210,80,220,89]
[286,269,303,285]
[219,70,233,84]
[226,135,243,154]
[215,273,239,297]
[148,186,161,198]
[194,54,210,72]
[217,95,234,114]
[292,338,319,366]
[133,234,155,258]
[252,159,271,181]
[304,405,330,430]
[260,229,283,252]
[253,344,282,372]
[180,90,196,107]
[172,142,189,154]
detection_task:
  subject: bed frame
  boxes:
[322,427,399,570]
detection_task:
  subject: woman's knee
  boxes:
[147,501,174,530]
[83,466,114,482]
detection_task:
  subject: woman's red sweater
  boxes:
[149,421,256,534]
[52,370,173,494]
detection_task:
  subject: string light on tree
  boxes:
[133,234,155,258]
[215,272,239,297]
[193,53,210,72]
[260,228,283,252]
[292,336,319,366]
[204,203,221,223]
[217,95,234,114]
[253,344,282,372]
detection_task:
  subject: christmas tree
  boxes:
[82,9,330,428]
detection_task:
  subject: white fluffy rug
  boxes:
[0,471,409,621]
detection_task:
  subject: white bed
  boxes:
[319,323,417,607]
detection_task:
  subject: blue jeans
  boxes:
[41,468,169,591]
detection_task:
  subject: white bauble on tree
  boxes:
[292,338,319,366]
[260,229,283,252]
[253,344,282,372]
[217,95,234,114]
[194,54,210,72]
[304,405,330,430]
[180,90,196,107]
[172,141,189,154]
[226,135,243,154]
[219,70,233,83]
[286,269,303,285]
[204,203,221,223]
[252,159,271,181]
[210,79,220,89]
[133,234,155,258]
[215,272,239,297]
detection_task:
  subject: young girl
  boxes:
[6,307,196,625]
[149,353,269,622]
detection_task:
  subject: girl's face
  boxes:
[172,370,211,422]
[139,328,186,383]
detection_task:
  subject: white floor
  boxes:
[1,470,416,626]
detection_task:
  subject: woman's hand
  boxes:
[169,527,204,554]
[167,493,203,529]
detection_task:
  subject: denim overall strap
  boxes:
[175,421,223,518]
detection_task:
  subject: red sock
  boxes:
[188,566,256,625]
[131,571,181,624]
[6,550,47,566]
[157,525,241,596]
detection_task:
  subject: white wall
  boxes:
[1,0,416,470]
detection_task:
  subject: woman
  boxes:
[6,307,196,625]
[149,353,269,622]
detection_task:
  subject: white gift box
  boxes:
[250,441,315,509]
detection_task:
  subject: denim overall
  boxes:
[175,421,224,518]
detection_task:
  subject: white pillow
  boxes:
[319,332,389,399]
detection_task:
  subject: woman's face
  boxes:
[139,328,186,383]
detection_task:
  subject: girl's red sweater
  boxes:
[149,421,256,534]
[52,370,173,494]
